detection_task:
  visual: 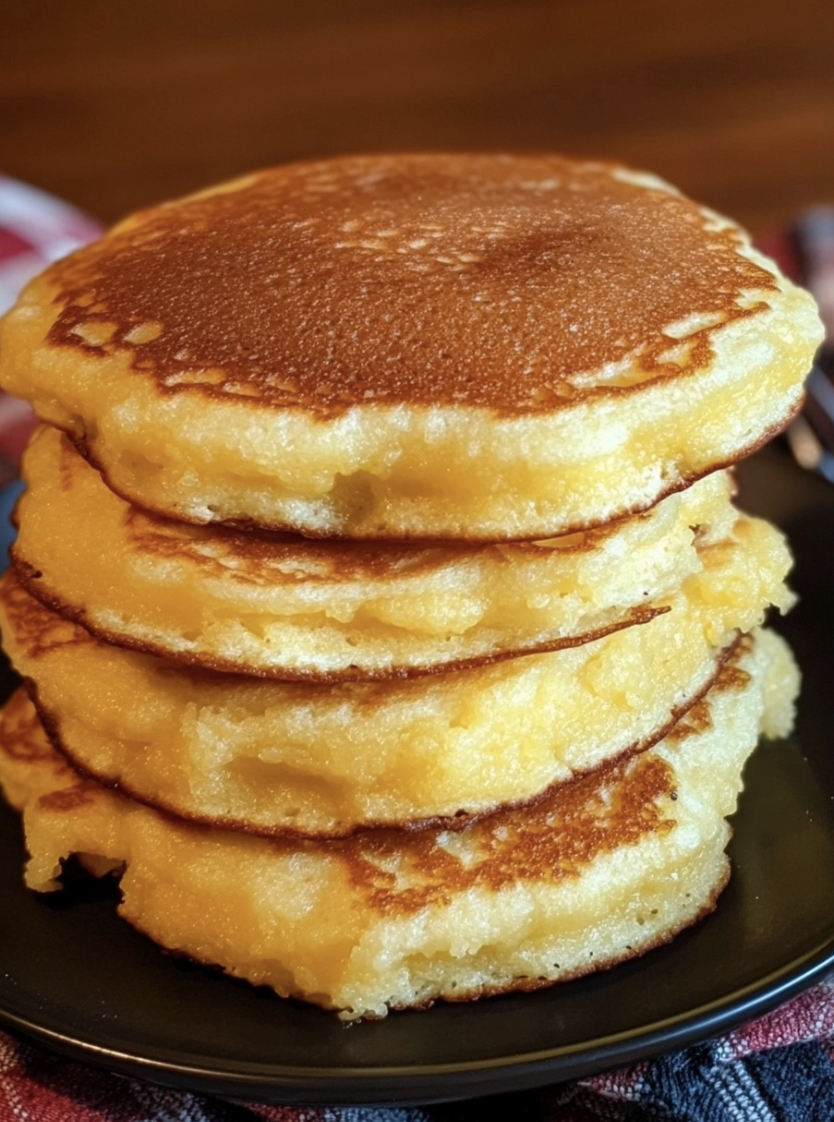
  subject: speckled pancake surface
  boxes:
[13,427,738,679]
[0,154,822,538]
[0,509,794,835]
[0,630,799,1018]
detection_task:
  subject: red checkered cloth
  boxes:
[0,176,102,479]
[1,178,834,1122]
[2,981,834,1120]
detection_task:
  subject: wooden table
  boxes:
[1,0,833,231]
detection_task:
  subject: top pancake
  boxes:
[0,154,822,539]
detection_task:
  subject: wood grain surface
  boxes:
[1,0,833,231]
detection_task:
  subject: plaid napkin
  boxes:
[1,175,833,1122]
[0,174,103,557]
[0,175,101,463]
[2,982,834,1121]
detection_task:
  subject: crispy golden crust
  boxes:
[41,154,779,418]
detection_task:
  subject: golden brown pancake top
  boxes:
[342,751,677,915]
[44,154,779,419]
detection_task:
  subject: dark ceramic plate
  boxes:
[1,447,833,1107]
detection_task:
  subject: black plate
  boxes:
[1,447,834,1107]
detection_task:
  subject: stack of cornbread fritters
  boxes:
[0,154,822,1019]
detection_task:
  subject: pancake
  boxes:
[0,511,794,836]
[13,426,738,679]
[0,154,822,540]
[0,629,799,1019]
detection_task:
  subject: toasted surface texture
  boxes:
[0,512,794,835]
[14,427,738,678]
[0,630,799,1018]
[0,154,822,538]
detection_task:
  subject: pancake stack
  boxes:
[0,154,822,1019]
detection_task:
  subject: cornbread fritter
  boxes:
[0,630,798,1019]
[0,154,822,539]
[14,427,737,679]
[0,509,794,835]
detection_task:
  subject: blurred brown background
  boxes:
[1,0,833,232]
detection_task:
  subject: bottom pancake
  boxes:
[0,629,798,1020]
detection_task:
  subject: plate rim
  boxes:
[2,928,834,1104]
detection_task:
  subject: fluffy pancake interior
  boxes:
[0,629,799,1019]
[13,426,739,677]
[0,509,794,835]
